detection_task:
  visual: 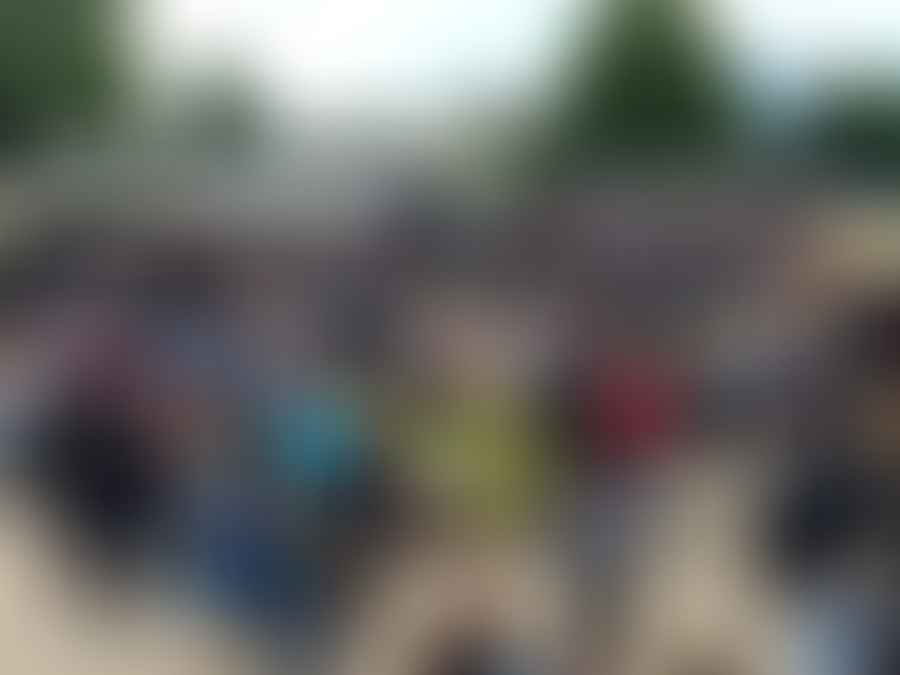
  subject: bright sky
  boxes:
[138,0,573,120]
[137,0,900,120]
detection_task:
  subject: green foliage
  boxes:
[0,0,122,155]
[545,0,736,176]
[172,70,264,160]
[812,85,900,178]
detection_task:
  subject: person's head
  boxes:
[410,284,558,398]
[423,618,505,675]
[146,342,242,476]
[841,295,900,470]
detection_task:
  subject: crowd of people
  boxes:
[0,196,898,675]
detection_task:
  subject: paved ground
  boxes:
[0,448,787,675]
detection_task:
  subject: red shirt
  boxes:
[587,357,682,462]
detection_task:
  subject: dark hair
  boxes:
[773,294,900,580]
[423,623,505,675]
[799,294,900,453]
[842,294,900,378]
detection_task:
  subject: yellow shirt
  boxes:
[397,393,552,533]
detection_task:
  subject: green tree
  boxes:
[169,65,266,161]
[545,0,736,175]
[811,83,900,178]
[0,0,123,156]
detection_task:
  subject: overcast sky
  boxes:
[136,0,900,121]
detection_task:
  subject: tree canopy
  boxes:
[811,83,900,179]
[544,0,737,176]
[0,0,122,156]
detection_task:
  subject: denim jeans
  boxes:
[787,579,881,675]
